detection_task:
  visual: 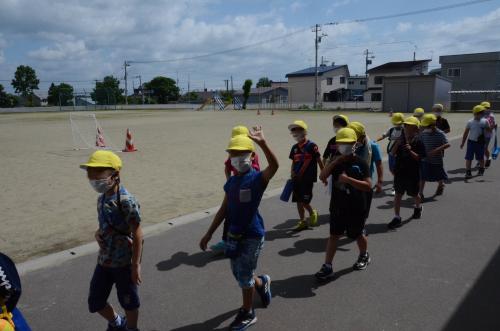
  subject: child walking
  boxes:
[460,105,491,179]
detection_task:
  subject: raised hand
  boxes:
[248,126,266,145]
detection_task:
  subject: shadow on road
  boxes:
[156,251,226,271]
[170,309,238,331]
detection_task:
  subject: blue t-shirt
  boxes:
[370,141,382,179]
[224,169,265,238]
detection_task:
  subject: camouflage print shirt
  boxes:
[96,185,141,268]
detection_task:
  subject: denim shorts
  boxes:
[230,237,264,289]
[388,154,396,173]
[88,264,140,313]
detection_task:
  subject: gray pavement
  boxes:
[19,140,500,330]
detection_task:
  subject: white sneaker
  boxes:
[390,188,396,196]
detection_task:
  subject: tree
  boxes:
[242,79,253,109]
[91,76,124,105]
[256,77,271,88]
[143,76,179,104]
[11,65,39,96]
[47,82,74,106]
[0,84,19,108]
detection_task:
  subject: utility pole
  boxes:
[124,61,130,105]
[134,75,143,104]
[230,75,233,92]
[224,79,229,92]
[187,73,190,104]
[313,24,327,109]
[364,49,375,76]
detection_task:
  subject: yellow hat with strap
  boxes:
[391,112,405,125]
[288,120,308,131]
[226,135,255,152]
[336,127,357,143]
[473,105,485,114]
[348,121,366,138]
[80,150,122,171]
[403,116,421,127]
[420,113,437,127]
[413,108,425,115]
[231,125,249,137]
[432,103,444,111]
[333,114,350,126]
[481,101,491,109]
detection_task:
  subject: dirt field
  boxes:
[0,109,471,262]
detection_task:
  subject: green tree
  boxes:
[256,77,271,88]
[91,76,124,105]
[143,76,179,104]
[0,84,19,108]
[242,79,253,109]
[47,82,74,106]
[11,65,40,96]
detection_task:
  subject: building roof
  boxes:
[367,60,431,73]
[234,86,288,95]
[439,51,500,64]
[286,64,347,78]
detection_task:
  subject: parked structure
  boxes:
[233,87,288,105]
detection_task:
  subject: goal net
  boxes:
[69,112,117,151]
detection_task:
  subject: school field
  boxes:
[0,109,471,262]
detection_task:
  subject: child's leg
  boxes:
[356,235,368,255]
[325,235,341,264]
[296,202,306,220]
[465,159,472,170]
[394,193,403,217]
[303,203,313,216]
[419,180,425,195]
[125,309,139,329]
[414,193,421,208]
[242,276,263,311]
[97,304,118,322]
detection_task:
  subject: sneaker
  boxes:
[210,240,226,252]
[387,216,402,229]
[230,308,257,331]
[293,220,308,232]
[390,187,396,196]
[309,210,319,227]
[485,159,491,168]
[353,253,371,270]
[315,263,334,281]
[465,170,472,179]
[413,206,423,219]
[435,185,444,196]
[107,316,127,331]
[478,167,485,176]
[256,275,272,308]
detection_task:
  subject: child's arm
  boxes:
[317,156,327,185]
[339,173,372,192]
[460,128,470,149]
[376,132,387,142]
[224,167,231,180]
[131,224,143,285]
[248,126,279,186]
[429,143,451,156]
[375,160,384,193]
[200,195,228,251]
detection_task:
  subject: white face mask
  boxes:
[333,127,340,134]
[423,128,432,133]
[292,133,305,142]
[89,176,115,193]
[338,144,354,155]
[434,112,442,118]
[230,154,252,173]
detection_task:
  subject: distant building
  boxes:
[365,60,431,102]
[270,81,288,89]
[347,75,367,101]
[286,64,350,103]
[439,51,500,109]
[233,87,288,104]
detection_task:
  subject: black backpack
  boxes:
[0,253,22,313]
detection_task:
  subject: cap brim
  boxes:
[80,162,114,169]
[288,124,306,131]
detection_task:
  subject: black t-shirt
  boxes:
[436,117,450,132]
[394,135,426,177]
[323,136,339,160]
[289,140,321,183]
[330,155,371,217]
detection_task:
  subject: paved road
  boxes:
[19,140,500,330]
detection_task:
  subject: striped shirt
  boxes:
[420,129,448,164]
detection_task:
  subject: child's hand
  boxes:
[248,126,266,145]
[338,172,350,184]
[375,181,383,193]
[199,233,212,251]
[403,144,411,151]
[95,230,104,248]
[132,264,142,285]
[460,142,465,149]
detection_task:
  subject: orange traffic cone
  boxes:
[96,127,106,148]
[122,128,137,152]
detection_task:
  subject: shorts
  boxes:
[292,180,314,204]
[230,237,264,289]
[394,174,420,197]
[329,212,366,239]
[388,154,396,173]
[465,140,485,161]
[88,264,140,313]
[421,162,448,182]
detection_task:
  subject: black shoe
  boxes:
[230,308,257,331]
[465,170,472,179]
[353,253,371,270]
[413,206,423,219]
[256,275,272,308]
[388,216,402,229]
[478,167,485,176]
[315,263,334,281]
[485,159,491,168]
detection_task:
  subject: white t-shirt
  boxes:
[466,118,489,142]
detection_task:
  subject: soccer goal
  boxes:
[69,112,117,151]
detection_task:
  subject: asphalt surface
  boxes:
[19,140,500,331]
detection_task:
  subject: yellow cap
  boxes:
[481,101,491,109]
[473,105,485,114]
[347,121,366,138]
[0,319,14,331]
[420,113,437,127]
[226,135,255,152]
[432,103,444,112]
[413,108,425,115]
[333,114,350,125]
[403,116,421,127]
[336,127,357,143]
[288,120,308,131]
[231,125,249,138]
[391,112,405,125]
[80,150,122,171]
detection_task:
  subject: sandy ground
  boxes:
[0,109,471,262]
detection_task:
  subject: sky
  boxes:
[0,0,500,97]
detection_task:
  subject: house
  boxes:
[382,75,452,113]
[365,60,431,102]
[285,64,350,103]
[233,87,288,104]
[347,75,367,101]
[439,51,500,109]
[270,81,288,89]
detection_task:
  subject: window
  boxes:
[360,80,366,85]
[447,68,461,77]
[327,78,333,85]
[348,81,354,85]
[374,76,384,85]
[340,76,346,84]
[371,93,382,101]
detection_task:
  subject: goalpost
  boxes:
[69,112,117,151]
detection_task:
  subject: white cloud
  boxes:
[28,40,88,61]
[396,22,413,33]
[290,1,304,12]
